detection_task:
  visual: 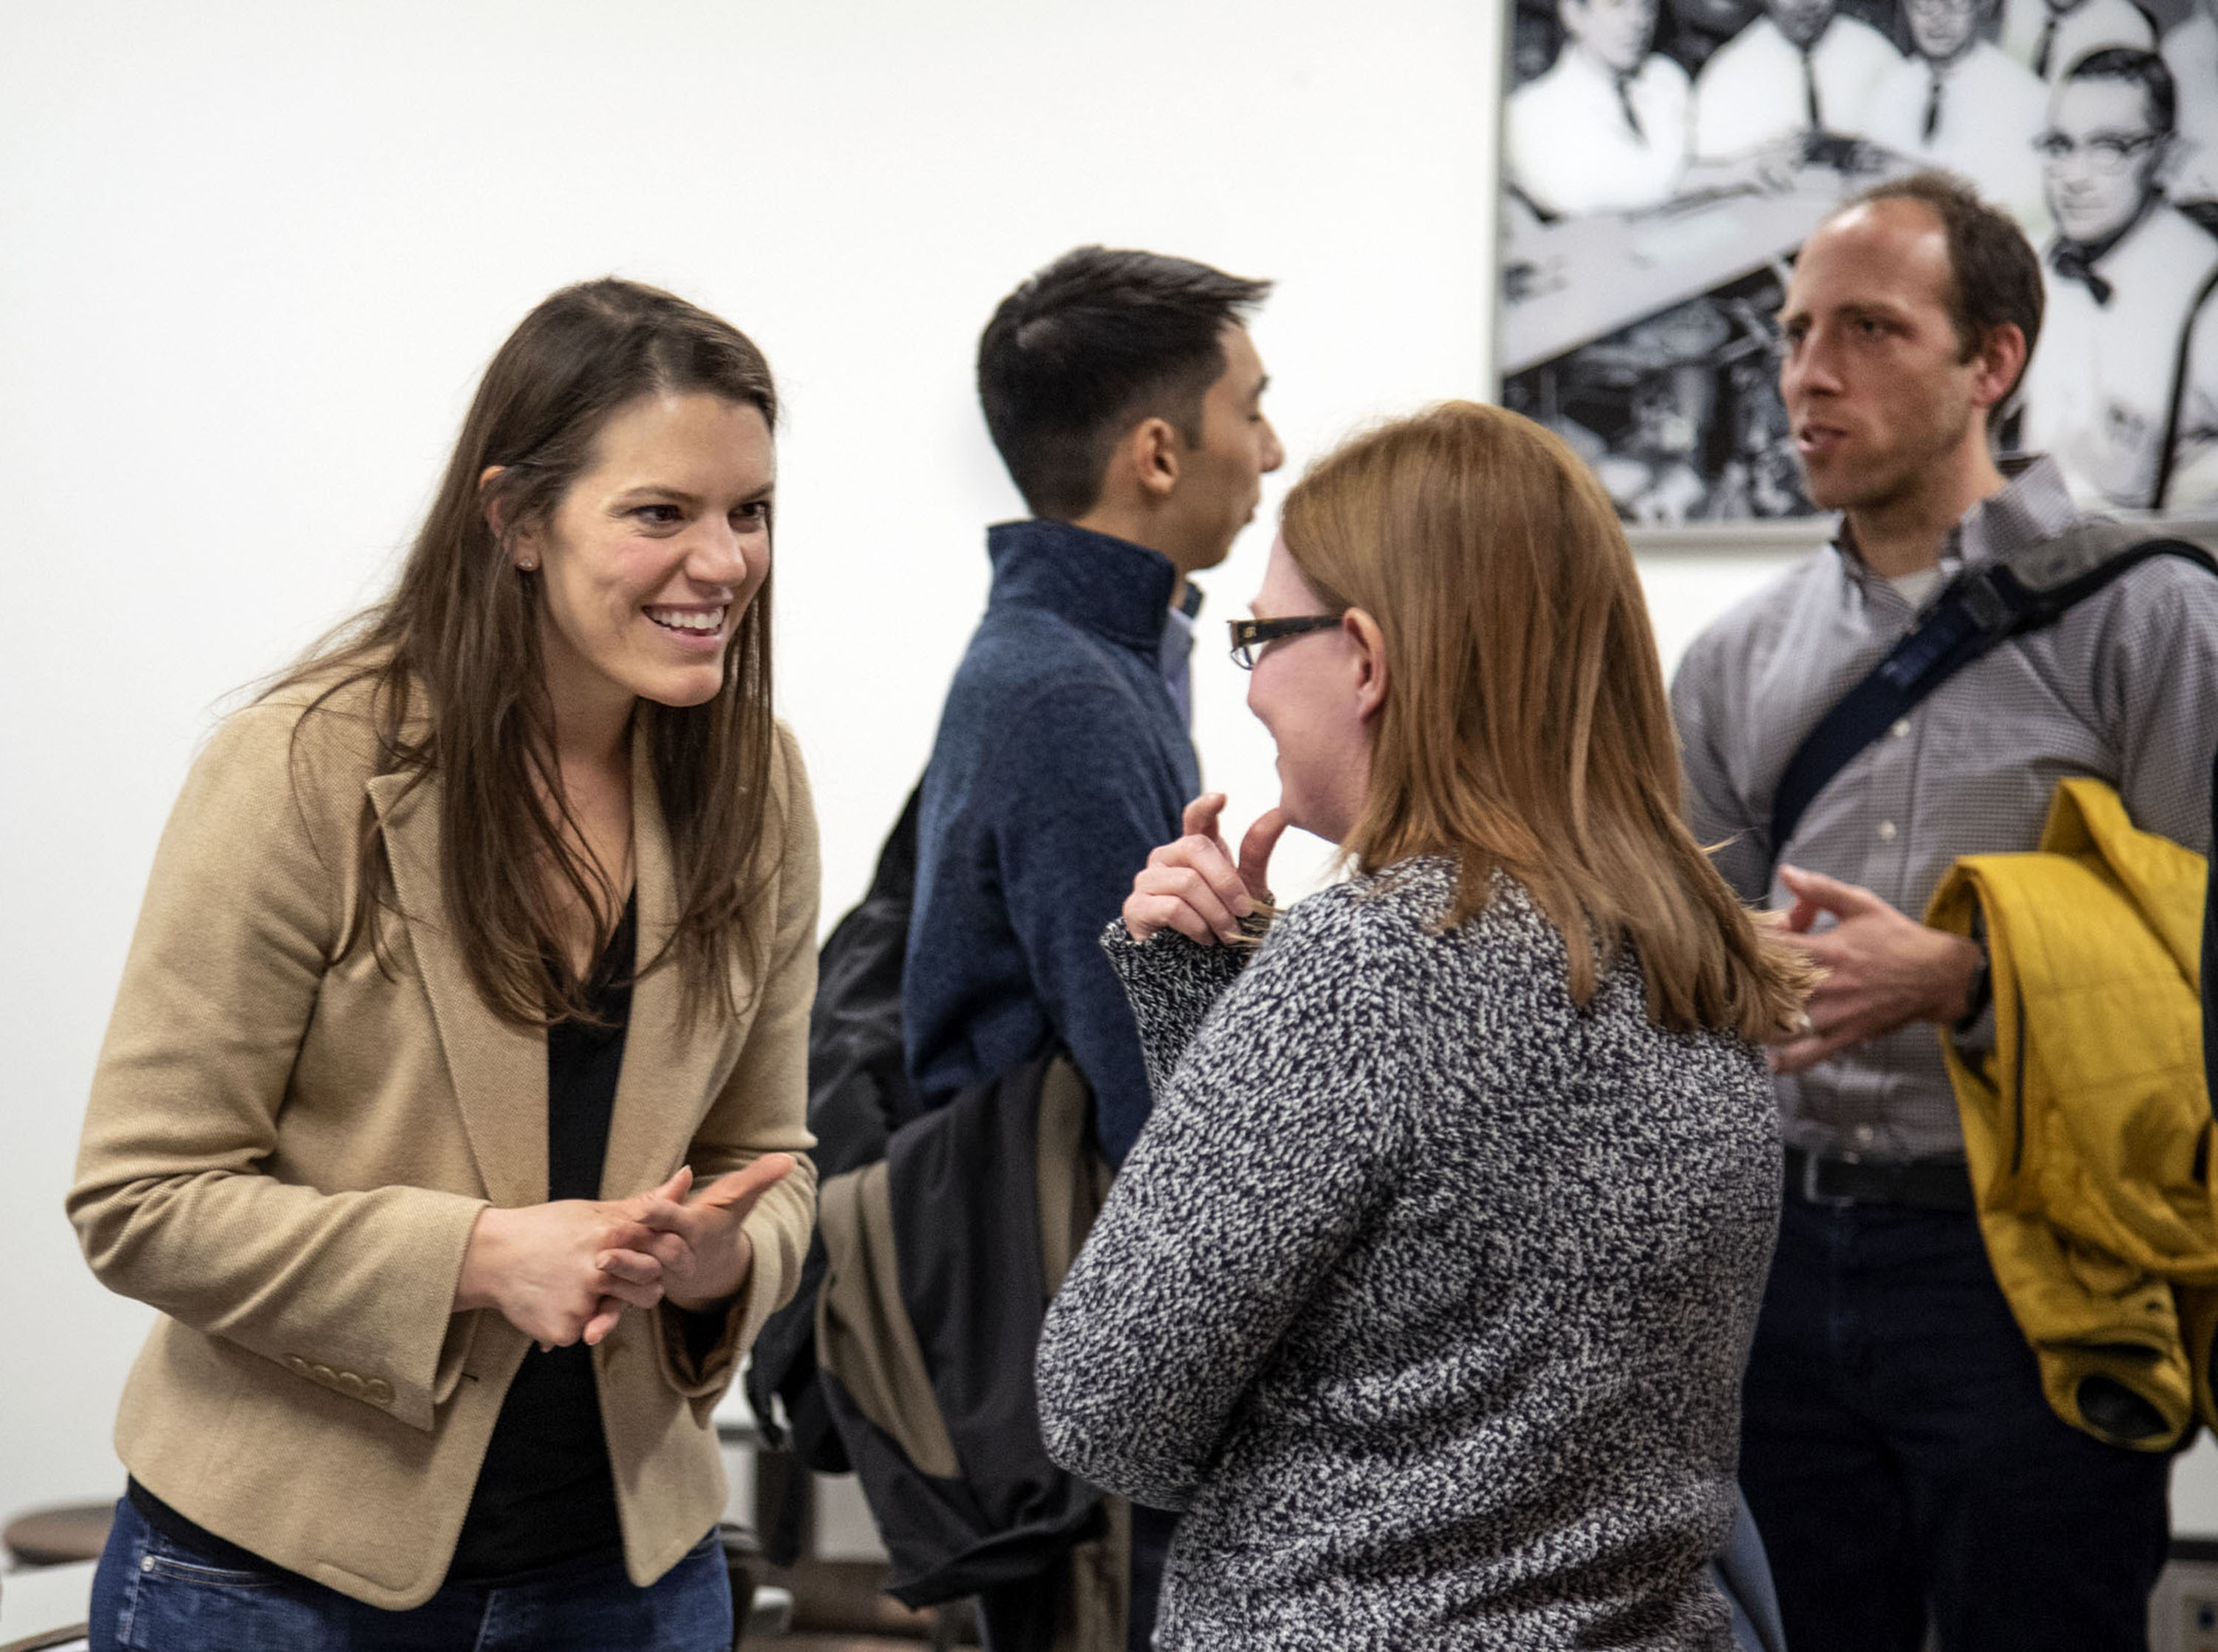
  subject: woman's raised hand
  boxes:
[618,1154,796,1315]
[455,1152,793,1347]
[1124,793,1286,945]
[455,1198,670,1350]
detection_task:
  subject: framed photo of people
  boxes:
[1499,0,2218,526]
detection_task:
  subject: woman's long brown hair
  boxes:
[268,278,781,1027]
[1279,401,1810,1041]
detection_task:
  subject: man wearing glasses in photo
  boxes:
[2021,49,2218,512]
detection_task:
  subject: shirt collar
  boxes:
[985,518,1178,653]
[1832,455,2080,594]
[1561,41,1640,92]
[1777,16,1835,58]
[1961,454,2080,568]
[1159,584,1201,725]
[1924,41,1975,80]
[2049,193,2161,305]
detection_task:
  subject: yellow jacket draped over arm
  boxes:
[1927,778,2210,1450]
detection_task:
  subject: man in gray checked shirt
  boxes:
[1673,170,2218,1652]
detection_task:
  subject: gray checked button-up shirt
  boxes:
[1671,457,2218,1160]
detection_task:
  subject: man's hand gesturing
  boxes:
[1767,863,1984,1075]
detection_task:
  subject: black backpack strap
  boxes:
[2152,262,2218,513]
[1768,537,2217,859]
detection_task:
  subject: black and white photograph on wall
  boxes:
[1499,0,2218,524]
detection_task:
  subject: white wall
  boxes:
[14,0,2197,1546]
[0,0,1511,1526]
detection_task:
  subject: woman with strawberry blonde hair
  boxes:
[1036,401,1808,1649]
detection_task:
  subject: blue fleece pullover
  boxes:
[903,519,1201,1166]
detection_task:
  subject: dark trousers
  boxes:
[1740,1193,2171,1652]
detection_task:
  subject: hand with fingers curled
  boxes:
[1125,792,1289,947]
[1766,863,1984,1075]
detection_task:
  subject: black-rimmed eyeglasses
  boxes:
[2032,129,2161,175]
[1228,614,1340,670]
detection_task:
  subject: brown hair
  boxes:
[1841,169,2044,408]
[1278,401,1809,1041]
[270,277,781,1027]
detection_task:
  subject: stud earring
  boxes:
[518,559,536,572]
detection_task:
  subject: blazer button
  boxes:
[312,1364,336,1387]
[366,1379,394,1407]
[287,1356,311,1378]
[337,1372,365,1399]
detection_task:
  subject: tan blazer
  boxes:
[67,679,818,1609]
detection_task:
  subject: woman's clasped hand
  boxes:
[457,1155,796,1350]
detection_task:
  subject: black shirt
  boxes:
[133,894,639,1585]
[447,894,637,1580]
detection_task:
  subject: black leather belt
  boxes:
[1783,1146,1975,1212]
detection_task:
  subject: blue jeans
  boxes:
[89,1497,732,1652]
[1740,1194,2170,1652]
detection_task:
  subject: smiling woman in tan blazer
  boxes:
[67,279,818,1652]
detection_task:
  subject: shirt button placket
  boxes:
[1865,707,1916,898]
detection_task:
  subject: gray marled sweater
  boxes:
[1034,858,1780,1649]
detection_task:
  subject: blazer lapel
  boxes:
[600,728,739,1201]
[366,769,547,1209]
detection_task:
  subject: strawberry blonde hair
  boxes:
[1279,401,1808,1040]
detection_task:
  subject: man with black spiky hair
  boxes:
[906,248,1280,1177]
[903,246,1280,1651]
